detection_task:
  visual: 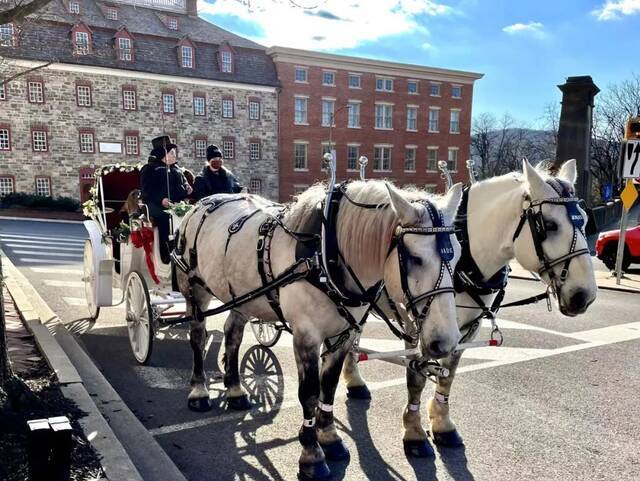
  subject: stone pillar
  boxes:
[555,76,600,206]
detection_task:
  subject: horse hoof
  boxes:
[432,430,464,447]
[298,460,332,481]
[320,440,350,461]
[346,385,371,400]
[403,439,435,458]
[227,394,252,411]
[187,397,211,412]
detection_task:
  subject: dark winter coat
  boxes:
[192,166,242,200]
[140,160,190,207]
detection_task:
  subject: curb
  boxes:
[0,215,84,224]
[2,250,188,481]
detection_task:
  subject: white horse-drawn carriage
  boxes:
[82,164,281,364]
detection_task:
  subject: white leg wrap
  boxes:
[408,403,420,412]
[435,391,449,405]
[318,402,333,413]
[303,418,316,428]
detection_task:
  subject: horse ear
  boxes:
[442,183,463,224]
[522,159,547,200]
[386,183,420,226]
[557,159,578,185]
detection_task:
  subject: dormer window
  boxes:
[69,0,80,14]
[105,6,118,20]
[74,31,90,55]
[177,38,195,69]
[118,37,132,61]
[221,51,233,73]
[0,23,15,47]
[181,45,193,68]
[167,17,178,30]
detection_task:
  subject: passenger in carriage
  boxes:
[140,136,192,264]
[192,145,243,200]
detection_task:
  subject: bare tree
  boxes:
[0,0,52,24]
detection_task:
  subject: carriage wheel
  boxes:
[83,240,100,320]
[125,271,154,364]
[250,318,282,348]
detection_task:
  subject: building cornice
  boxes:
[6,59,278,93]
[267,46,484,85]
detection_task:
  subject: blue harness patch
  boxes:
[423,201,455,262]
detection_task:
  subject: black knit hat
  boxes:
[207,145,223,161]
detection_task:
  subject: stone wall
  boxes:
[0,62,279,200]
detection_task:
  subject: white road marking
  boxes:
[4,243,83,252]
[19,258,82,264]
[0,233,85,243]
[31,267,83,275]
[11,250,82,258]
[63,297,86,306]
[0,238,85,247]
[44,280,84,288]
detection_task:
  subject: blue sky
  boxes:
[198,0,640,127]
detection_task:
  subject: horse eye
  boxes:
[545,220,558,231]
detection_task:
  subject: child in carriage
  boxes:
[140,136,192,264]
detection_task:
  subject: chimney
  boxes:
[186,0,197,16]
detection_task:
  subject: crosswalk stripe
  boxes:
[31,267,83,275]
[3,243,83,252]
[44,280,84,288]
[19,258,82,264]
[63,297,86,306]
[0,237,85,246]
[0,233,85,243]
[11,250,82,258]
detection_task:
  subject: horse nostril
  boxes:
[569,290,589,313]
[428,340,448,358]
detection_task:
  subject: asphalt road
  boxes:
[1,218,640,481]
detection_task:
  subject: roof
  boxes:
[4,0,278,87]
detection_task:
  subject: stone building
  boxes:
[0,0,280,201]
[268,47,483,201]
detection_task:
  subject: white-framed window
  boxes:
[322,71,335,86]
[194,139,207,158]
[118,37,132,61]
[76,84,91,107]
[75,31,90,55]
[347,144,359,171]
[193,95,206,116]
[408,80,419,94]
[0,81,5,100]
[406,106,418,131]
[249,179,262,195]
[374,146,392,171]
[425,183,437,194]
[221,51,233,73]
[69,0,80,14]
[294,97,308,124]
[162,93,175,113]
[125,134,139,155]
[123,89,136,110]
[106,6,118,20]
[294,142,308,170]
[348,74,361,89]
[32,130,47,151]
[80,131,94,153]
[249,100,260,120]
[0,23,14,47]
[428,107,439,133]
[426,147,438,172]
[0,128,10,150]
[450,109,461,134]
[0,177,14,195]
[28,81,44,103]
[376,77,394,92]
[347,102,360,128]
[430,83,441,97]
[447,147,459,172]
[375,103,393,129]
[452,85,462,99]
[249,141,261,160]
[322,99,335,127]
[167,17,178,30]
[181,46,193,68]
[293,184,309,195]
[294,67,308,83]
[222,98,234,118]
[35,177,51,197]
[223,139,234,159]
[404,147,417,172]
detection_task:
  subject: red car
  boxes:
[595,224,640,271]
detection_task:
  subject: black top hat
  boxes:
[207,145,223,160]
[151,135,177,152]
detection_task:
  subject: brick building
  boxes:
[268,47,483,201]
[0,0,280,201]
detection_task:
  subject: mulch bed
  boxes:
[0,208,84,221]
[0,287,104,481]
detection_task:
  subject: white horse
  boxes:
[342,159,598,456]
[175,180,463,480]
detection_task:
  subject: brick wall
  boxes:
[275,62,475,201]
[0,64,279,200]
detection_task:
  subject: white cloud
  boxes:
[502,21,545,38]
[593,0,640,20]
[197,0,453,50]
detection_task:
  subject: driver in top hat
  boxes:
[192,145,243,200]
[140,135,192,263]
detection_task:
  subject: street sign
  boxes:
[622,140,640,178]
[620,179,639,210]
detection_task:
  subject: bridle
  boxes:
[512,178,590,296]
